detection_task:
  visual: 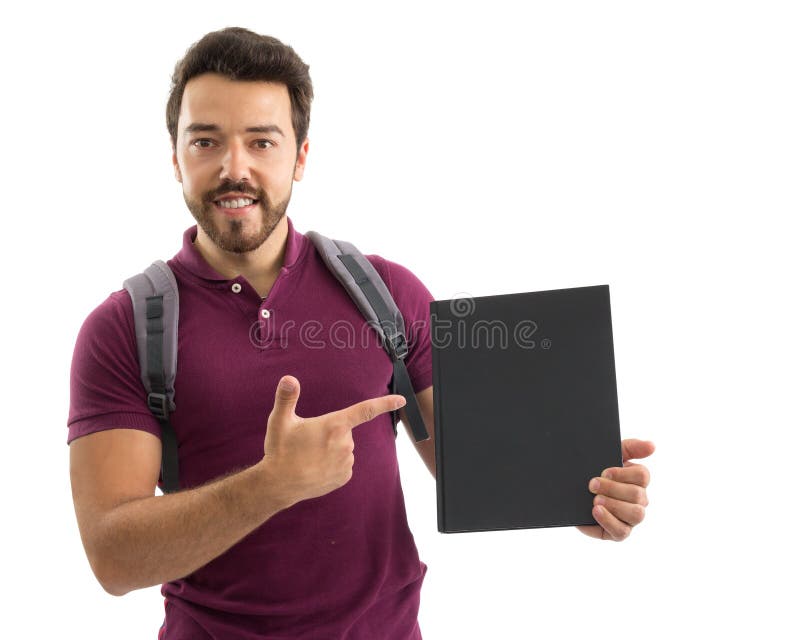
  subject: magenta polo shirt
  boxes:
[67,215,434,639]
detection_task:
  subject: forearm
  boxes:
[420,438,436,478]
[92,460,291,596]
[411,434,436,478]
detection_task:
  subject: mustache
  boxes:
[206,182,263,202]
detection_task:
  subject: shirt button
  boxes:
[261,309,271,319]
[231,283,242,293]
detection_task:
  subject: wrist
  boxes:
[255,457,298,512]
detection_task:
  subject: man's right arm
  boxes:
[69,427,292,597]
[70,378,405,597]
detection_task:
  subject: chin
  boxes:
[213,218,279,254]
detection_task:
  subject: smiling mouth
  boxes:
[213,197,259,210]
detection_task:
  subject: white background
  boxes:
[2,1,798,638]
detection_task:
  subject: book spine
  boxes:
[431,300,447,533]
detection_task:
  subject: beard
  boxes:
[184,181,292,254]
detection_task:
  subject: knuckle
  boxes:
[599,507,629,542]
[330,420,348,436]
[640,467,651,487]
[606,522,629,542]
[631,504,646,525]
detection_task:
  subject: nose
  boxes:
[219,139,252,183]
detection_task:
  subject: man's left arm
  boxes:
[399,389,655,542]
[398,386,436,478]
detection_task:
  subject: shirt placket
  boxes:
[225,273,285,353]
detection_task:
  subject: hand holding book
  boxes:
[578,438,656,541]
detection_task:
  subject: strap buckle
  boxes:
[147,392,170,421]
[385,332,408,360]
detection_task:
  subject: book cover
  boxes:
[430,284,622,533]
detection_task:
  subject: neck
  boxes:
[192,216,289,298]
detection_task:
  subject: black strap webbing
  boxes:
[145,295,180,493]
[337,254,429,442]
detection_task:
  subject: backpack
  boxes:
[122,231,429,494]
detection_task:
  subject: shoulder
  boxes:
[362,253,434,350]
[363,254,434,392]
[364,254,433,303]
[68,288,155,442]
[71,289,140,385]
[77,289,135,345]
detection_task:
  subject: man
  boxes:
[68,27,654,639]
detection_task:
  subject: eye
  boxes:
[254,139,275,150]
[192,138,215,149]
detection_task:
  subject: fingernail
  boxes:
[595,496,606,507]
[589,478,600,492]
[395,397,406,409]
[602,469,613,479]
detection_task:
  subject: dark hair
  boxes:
[166,27,313,154]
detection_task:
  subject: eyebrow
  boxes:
[183,123,286,137]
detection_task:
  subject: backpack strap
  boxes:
[123,260,180,493]
[306,231,430,442]
[121,234,428,494]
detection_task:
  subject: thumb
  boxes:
[273,375,300,418]
[621,438,656,463]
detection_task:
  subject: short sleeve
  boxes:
[67,290,161,444]
[366,255,434,394]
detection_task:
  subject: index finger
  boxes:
[601,463,650,488]
[339,394,407,429]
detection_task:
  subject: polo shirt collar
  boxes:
[173,215,307,282]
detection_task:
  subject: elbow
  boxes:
[100,579,129,598]
[81,516,139,597]
[86,543,132,597]
[91,557,130,597]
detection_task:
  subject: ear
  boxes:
[172,145,182,183]
[293,138,310,182]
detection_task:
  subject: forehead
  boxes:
[178,73,292,133]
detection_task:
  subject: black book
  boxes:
[430,284,622,533]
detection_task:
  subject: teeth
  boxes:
[218,198,255,209]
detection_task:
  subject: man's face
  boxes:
[172,73,308,253]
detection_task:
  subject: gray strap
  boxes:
[307,231,430,442]
[337,254,408,360]
[123,261,181,492]
[123,261,179,411]
[390,352,429,442]
[306,232,405,346]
